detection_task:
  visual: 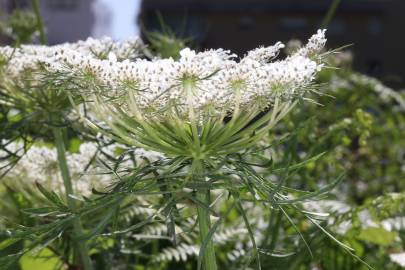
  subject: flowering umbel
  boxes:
[0,30,327,159]
[88,30,327,158]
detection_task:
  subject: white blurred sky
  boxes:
[92,0,141,40]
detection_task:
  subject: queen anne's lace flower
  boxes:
[0,31,326,114]
[0,30,328,158]
[0,36,144,79]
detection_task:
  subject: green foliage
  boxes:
[357,227,397,246]
[1,9,38,44]
[143,13,191,59]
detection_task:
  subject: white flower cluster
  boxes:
[100,142,165,168]
[94,30,326,115]
[0,30,327,117]
[350,73,405,111]
[0,140,165,197]
[0,36,144,79]
[1,141,107,196]
[295,29,327,58]
[304,196,405,238]
[390,252,405,267]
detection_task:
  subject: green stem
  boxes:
[197,190,217,270]
[31,0,47,44]
[321,0,342,29]
[192,159,217,270]
[52,126,93,270]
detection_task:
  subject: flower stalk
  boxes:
[51,125,93,270]
[192,159,218,270]
[197,189,218,270]
[31,0,47,44]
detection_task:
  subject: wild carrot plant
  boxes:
[0,30,368,270]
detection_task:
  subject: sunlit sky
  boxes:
[93,0,141,40]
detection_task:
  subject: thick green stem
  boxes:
[192,159,217,270]
[52,127,93,270]
[196,190,218,270]
[31,0,47,44]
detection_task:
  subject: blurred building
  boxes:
[140,0,405,87]
[41,0,95,44]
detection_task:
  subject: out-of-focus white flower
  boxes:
[358,209,378,228]
[335,220,352,235]
[0,141,164,196]
[303,200,352,234]
[1,142,106,196]
[0,141,166,197]
[285,39,303,55]
[382,217,405,232]
[390,252,405,267]
[133,148,165,164]
[329,72,405,111]
[350,73,405,111]
[303,200,351,215]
